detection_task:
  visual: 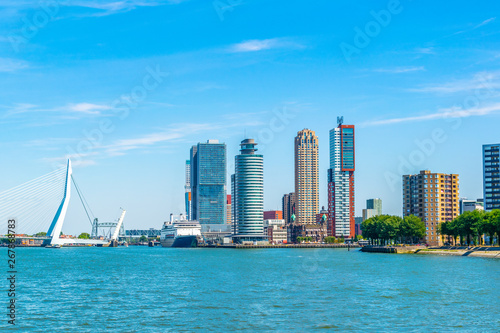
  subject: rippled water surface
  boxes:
[2,247,499,332]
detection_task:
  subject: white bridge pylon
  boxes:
[46,159,72,245]
[0,159,122,246]
[48,159,112,246]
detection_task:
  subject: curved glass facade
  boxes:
[233,139,264,236]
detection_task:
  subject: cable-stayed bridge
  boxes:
[0,160,126,246]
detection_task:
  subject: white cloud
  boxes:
[2,102,113,117]
[0,58,28,72]
[409,71,500,94]
[362,103,500,127]
[65,0,165,17]
[474,17,496,29]
[374,66,425,74]
[102,123,219,156]
[451,17,497,36]
[228,38,303,53]
[66,103,112,114]
[414,47,435,55]
[0,0,187,19]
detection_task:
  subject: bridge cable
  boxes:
[71,175,94,226]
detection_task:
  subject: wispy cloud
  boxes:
[66,103,112,114]
[409,71,500,94]
[102,121,262,157]
[64,0,178,17]
[43,117,268,166]
[474,17,496,29]
[374,66,425,74]
[0,0,187,20]
[451,17,497,36]
[362,103,500,127]
[414,47,435,55]
[0,58,28,72]
[228,38,304,53]
[2,102,113,117]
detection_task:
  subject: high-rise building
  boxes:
[362,209,376,221]
[282,192,295,225]
[362,199,382,221]
[483,144,500,211]
[327,117,355,238]
[403,170,460,246]
[190,140,226,225]
[366,198,382,216]
[459,198,484,214]
[264,211,283,220]
[190,146,198,220]
[232,139,266,242]
[185,160,192,219]
[226,195,232,225]
[294,129,319,225]
[354,217,363,236]
[231,174,236,234]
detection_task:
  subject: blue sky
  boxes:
[1,0,500,235]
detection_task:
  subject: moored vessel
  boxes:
[160,214,201,248]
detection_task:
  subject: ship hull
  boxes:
[160,235,198,248]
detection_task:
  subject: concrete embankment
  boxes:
[204,244,360,249]
[361,246,500,259]
[360,246,425,254]
[415,246,500,259]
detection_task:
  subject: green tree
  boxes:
[457,211,483,246]
[438,222,448,245]
[139,235,148,242]
[35,232,47,237]
[324,236,336,244]
[78,233,90,239]
[362,216,379,245]
[471,211,488,245]
[362,215,424,246]
[447,220,460,246]
[491,210,500,246]
[480,211,496,245]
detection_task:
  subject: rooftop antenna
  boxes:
[337,116,344,126]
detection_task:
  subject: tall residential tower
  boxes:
[483,144,500,211]
[232,139,265,242]
[403,170,459,246]
[294,129,319,225]
[327,117,355,238]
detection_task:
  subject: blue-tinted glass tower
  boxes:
[192,140,227,224]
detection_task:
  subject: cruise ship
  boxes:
[160,214,202,248]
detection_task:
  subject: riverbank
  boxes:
[415,246,500,259]
[202,243,360,249]
[361,245,500,259]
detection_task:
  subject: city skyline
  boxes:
[1,1,499,234]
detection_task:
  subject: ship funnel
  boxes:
[170,213,173,223]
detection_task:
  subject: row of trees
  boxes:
[324,236,345,244]
[438,210,500,246]
[296,236,313,243]
[362,215,426,245]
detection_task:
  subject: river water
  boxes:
[2,247,499,332]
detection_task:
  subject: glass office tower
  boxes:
[190,140,226,224]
